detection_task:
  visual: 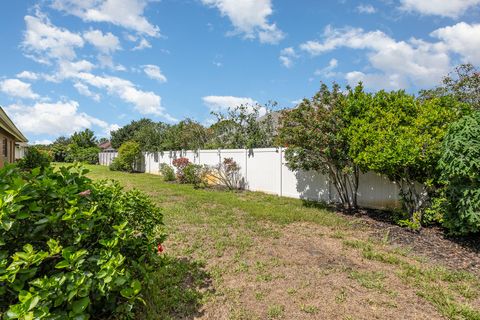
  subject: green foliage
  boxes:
[278,83,359,210]
[70,129,97,148]
[110,141,142,173]
[111,119,157,150]
[16,147,51,171]
[65,145,100,164]
[207,104,276,149]
[0,164,165,319]
[348,91,466,217]
[50,137,70,162]
[438,111,480,235]
[159,164,175,182]
[183,164,207,188]
[421,64,480,110]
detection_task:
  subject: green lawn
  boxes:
[81,164,480,320]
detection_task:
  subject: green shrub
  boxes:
[438,111,480,235]
[0,164,165,319]
[16,146,51,171]
[159,163,175,182]
[110,141,142,172]
[183,163,207,187]
[65,145,100,164]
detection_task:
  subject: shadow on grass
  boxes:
[139,256,214,320]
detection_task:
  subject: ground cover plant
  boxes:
[83,164,480,320]
[0,164,165,319]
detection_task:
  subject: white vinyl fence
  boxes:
[99,148,401,210]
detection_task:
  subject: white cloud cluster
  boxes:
[51,0,160,36]
[83,29,120,54]
[202,95,266,116]
[298,23,480,89]
[142,64,167,83]
[314,59,339,78]
[4,100,118,136]
[399,0,480,18]
[356,4,376,14]
[0,79,40,100]
[22,14,84,63]
[16,71,39,80]
[19,10,173,121]
[201,0,284,44]
[74,82,101,101]
[279,47,298,68]
[75,72,175,121]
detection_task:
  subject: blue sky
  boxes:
[0,0,479,144]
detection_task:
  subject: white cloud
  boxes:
[299,25,451,89]
[132,38,152,50]
[202,95,266,116]
[431,22,480,65]
[142,64,167,83]
[74,82,101,101]
[400,0,480,18]
[83,29,120,54]
[279,47,298,68]
[22,13,84,63]
[34,139,53,145]
[0,79,40,99]
[201,0,284,44]
[51,0,160,37]
[4,100,117,136]
[314,58,339,78]
[75,72,176,121]
[16,71,39,80]
[356,4,376,14]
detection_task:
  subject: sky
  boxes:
[0,0,479,144]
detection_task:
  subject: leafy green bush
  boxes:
[65,145,100,164]
[0,164,165,319]
[110,141,142,173]
[438,111,480,235]
[16,146,51,171]
[183,163,207,187]
[159,163,175,182]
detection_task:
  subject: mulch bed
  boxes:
[352,209,480,275]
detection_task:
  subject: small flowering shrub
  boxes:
[159,163,175,182]
[172,157,190,183]
[0,164,165,319]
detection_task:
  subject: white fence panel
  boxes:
[98,148,403,210]
[245,148,281,195]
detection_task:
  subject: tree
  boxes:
[51,136,71,162]
[208,103,276,149]
[163,119,210,150]
[110,118,157,149]
[70,129,97,148]
[438,111,480,235]
[278,83,360,210]
[420,63,480,109]
[348,90,467,219]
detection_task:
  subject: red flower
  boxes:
[78,190,91,197]
[157,243,164,254]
